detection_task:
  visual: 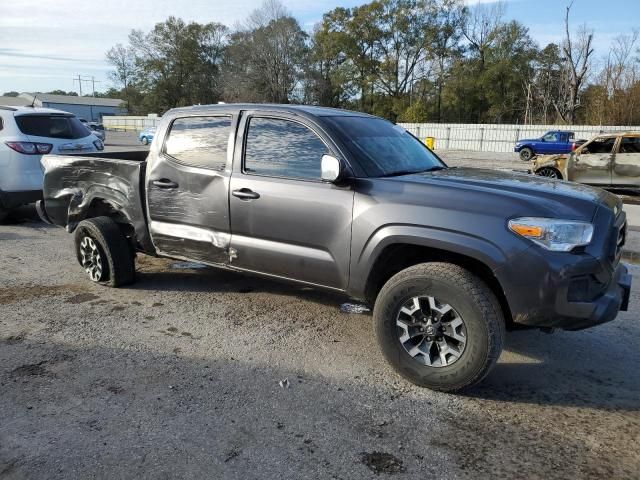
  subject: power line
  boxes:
[73,75,102,96]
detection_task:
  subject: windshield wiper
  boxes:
[380,166,446,178]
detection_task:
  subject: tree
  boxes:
[554,2,594,124]
[47,90,78,96]
[122,17,227,113]
[223,1,308,103]
[106,44,136,112]
[2,91,19,97]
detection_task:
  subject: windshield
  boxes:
[15,114,90,139]
[323,116,445,177]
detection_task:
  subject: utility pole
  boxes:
[72,75,102,96]
[73,74,83,96]
[524,82,532,125]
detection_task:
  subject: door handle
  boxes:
[232,188,260,200]
[152,179,178,189]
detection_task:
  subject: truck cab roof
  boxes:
[167,103,374,118]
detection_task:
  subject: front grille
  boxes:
[609,216,627,262]
[568,275,606,302]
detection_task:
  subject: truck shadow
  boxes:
[468,328,640,411]
[131,267,351,310]
[130,267,640,412]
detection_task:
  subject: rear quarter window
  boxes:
[164,116,231,169]
[15,115,89,139]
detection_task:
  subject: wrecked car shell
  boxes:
[532,132,640,188]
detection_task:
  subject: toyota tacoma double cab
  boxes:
[37,104,632,392]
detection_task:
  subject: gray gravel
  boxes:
[1,207,639,479]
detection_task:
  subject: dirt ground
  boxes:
[1,206,639,479]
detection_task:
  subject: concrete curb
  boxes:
[622,250,640,264]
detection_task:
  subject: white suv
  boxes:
[0,106,103,221]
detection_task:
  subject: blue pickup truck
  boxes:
[515,130,583,161]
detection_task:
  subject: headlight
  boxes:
[93,139,104,151]
[508,217,593,252]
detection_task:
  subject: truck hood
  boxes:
[379,167,609,221]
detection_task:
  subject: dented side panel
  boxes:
[40,154,154,252]
[143,114,235,265]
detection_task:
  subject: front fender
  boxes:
[347,224,511,300]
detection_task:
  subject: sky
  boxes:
[0,0,637,95]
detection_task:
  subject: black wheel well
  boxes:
[83,198,136,246]
[364,243,513,326]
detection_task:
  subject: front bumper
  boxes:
[553,262,631,330]
[497,206,631,331]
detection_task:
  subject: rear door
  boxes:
[611,136,640,186]
[228,112,354,290]
[569,136,616,186]
[146,115,235,264]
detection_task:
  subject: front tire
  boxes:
[74,217,135,287]
[141,136,149,145]
[374,263,504,392]
[536,167,563,180]
[519,147,534,161]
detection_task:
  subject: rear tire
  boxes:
[142,136,149,145]
[519,147,534,161]
[74,216,135,287]
[374,262,504,392]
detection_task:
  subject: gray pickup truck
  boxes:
[37,104,632,392]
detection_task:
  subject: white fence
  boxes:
[399,123,640,152]
[103,115,161,131]
[103,115,639,152]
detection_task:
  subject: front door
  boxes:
[146,115,235,264]
[228,113,354,290]
[569,136,616,186]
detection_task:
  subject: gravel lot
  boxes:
[1,205,639,480]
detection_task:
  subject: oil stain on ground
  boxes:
[361,452,405,475]
[0,284,84,305]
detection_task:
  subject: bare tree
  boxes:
[106,44,136,111]
[554,2,594,124]
[462,1,505,67]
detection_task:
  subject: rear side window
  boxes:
[244,117,328,180]
[620,137,640,154]
[15,115,89,139]
[165,116,231,169]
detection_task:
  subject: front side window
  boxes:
[244,117,328,181]
[165,116,231,169]
[543,132,559,142]
[15,115,89,139]
[583,137,616,154]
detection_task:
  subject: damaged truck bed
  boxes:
[39,151,154,253]
[37,104,632,393]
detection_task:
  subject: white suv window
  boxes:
[15,115,89,139]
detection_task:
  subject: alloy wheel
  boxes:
[396,296,467,367]
[80,236,104,282]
